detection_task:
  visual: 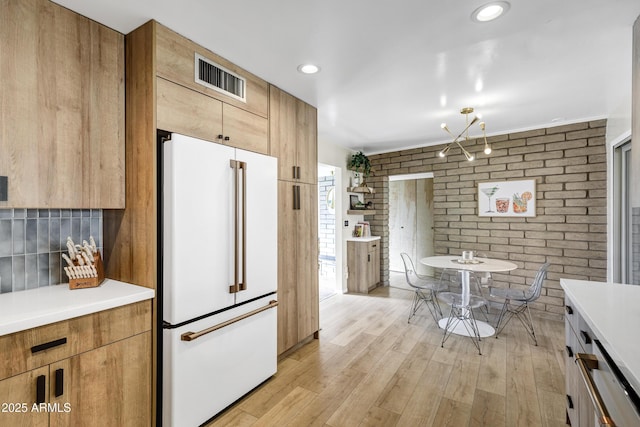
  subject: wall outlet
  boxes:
[0,176,7,201]
[344,220,349,227]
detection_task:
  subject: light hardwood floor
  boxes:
[207,286,567,427]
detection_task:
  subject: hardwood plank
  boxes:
[431,397,473,427]
[375,342,434,414]
[360,406,401,427]
[470,389,506,427]
[251,386,317,427]
[326,350,405,426]
[203,287,566,426]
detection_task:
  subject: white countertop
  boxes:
[0,279,155,337]
[561,279,640,396]
[346,236,381,242]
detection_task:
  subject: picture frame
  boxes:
[350,194,361,210]
[478,179,536,217]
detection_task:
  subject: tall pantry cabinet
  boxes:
[269,86,319,355]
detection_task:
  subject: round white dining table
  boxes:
[419,255,518,337]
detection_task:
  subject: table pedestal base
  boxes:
[438,318,495,338]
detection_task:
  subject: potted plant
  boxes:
[348,151,372,186]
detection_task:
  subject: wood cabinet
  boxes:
[564,296,596,427]
[155,24,268,119]
[347,239,381,294]
[156,78,268,154]
[269,86,317,184]
[0,0,124,208]
[277,181,319,354]
[269,85,318,355]
[0,301,151,426]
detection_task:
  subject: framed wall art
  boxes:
[478,179,536,217]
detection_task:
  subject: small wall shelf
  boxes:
[347,210,377,215]
[347,186,376,194]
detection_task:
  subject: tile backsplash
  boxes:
[0,209,103,293]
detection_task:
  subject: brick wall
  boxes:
[364,119,607,318]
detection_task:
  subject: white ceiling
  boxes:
[53,0,640,154]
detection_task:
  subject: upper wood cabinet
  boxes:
[154,22,269,154]
[269,86,317,184]
[0,0,124,208]
[155,24,268,119]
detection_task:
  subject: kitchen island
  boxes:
[561,279,640,425]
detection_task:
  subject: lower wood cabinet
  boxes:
[564,296,595,427]
[0,302,151,426]
[347,238,381,294]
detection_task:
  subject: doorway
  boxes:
[388,173,435,284]
[318,164,339,300]
[613,139,632,283]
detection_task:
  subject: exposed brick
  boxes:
[545,173,587,183]
[366,119,607,316]
[546,122,588,134]
[525,151,564,161]
[490,170,525,179]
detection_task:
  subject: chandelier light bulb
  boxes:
[439,151,446,158]
[484,147,492,155]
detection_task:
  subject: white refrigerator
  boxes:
[161,133,278,426]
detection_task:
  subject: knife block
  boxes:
[69,252,105,290]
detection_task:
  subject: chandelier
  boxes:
[438,107,491,161]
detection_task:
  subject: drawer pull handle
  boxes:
[580,330,592,345]
[566,394,573,409]
[181,300,278,341]
[31,337,67,354]
[565,305,573,315]
[55,369,64,397]
[565,345,573,358]
[36,375,46,404]
[576,353,616,426]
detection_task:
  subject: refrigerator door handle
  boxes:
[180,300,278,341]
[229,159,247,294]
[239,160,247,291]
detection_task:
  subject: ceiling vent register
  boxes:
[194,53,246,103]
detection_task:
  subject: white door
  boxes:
[234,148,278,303]
[163,134,236,324]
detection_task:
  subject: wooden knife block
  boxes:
[69,252,105,290]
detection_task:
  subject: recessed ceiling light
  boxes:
[297,64,320,74]
[471,1,510,23]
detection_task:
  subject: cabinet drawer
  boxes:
[368,241,379,252]
[0,301,151,381]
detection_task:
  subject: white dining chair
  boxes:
[489,262,550,345]
[400,253,447,324]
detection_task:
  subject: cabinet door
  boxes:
[0,366,49,427]
[269,87,298,181]
[222,104,268,155]
[0,0,124,208]
[297,183,319,340]
[49,332,151,427]
[296,100,318,184]
[157,77,223,142]
[155,23,268,118]
[277,181,298,354]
